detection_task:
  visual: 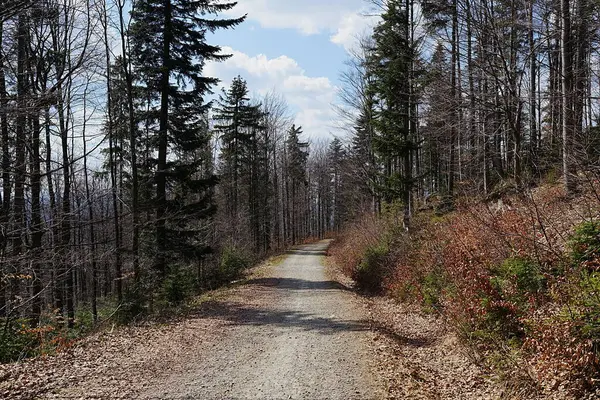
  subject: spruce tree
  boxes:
[214,76,261,224]
[285,125,309,243]
[130,1,245,278]
[423,43,453,195]
[368,0,420,217]
[328,138,346,231]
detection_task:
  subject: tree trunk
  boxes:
[562,0,576,193]
[12,13,28,314]
[529,0,538,173]
[156,0,172,276]
[117,0,139,286]
[0,10,9,317]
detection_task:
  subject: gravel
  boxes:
[143,240,383,399]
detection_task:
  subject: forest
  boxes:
[1,0,600,396]
[0,0,347,341]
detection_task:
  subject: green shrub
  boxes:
[491,257,545,296]
[0,318,39,362]
[218,246,251,283]
[483,258,545,340]
[162,266,195,306]
[567,221,600,340]
[576,271,600,339]
[570,221,600,269]
[118,286,148,323]
[481,296,522,339]
[421,268,446,310]
[354,243,389,292]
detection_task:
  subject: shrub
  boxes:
[354,242,390,292]
[332,185,600,395]
[218,246,251,283]
[575,271,600,340]
[0,318,39,362]
[570,221,600,270]
[421,268,447,310]
[491,257,545,302]
[117,288,148,324]
[162,266,195,306]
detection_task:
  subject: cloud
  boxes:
[226,0,364,34]
[205,47,341,140]
[213,48,301,78]
[225,1,378,51]
[330,12,378,52]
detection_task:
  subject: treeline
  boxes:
[0,0,346,356]
[336,0,600,223]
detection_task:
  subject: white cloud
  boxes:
[225,1,379,51]
[227,0,364,34]
[213,48,301,78]
[330,12,378,52]
[206,48,341,140]
[283,76,332,93]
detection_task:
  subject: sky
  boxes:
[204,0,379,141]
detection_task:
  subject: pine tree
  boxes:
[130,0,245,279]
[285,125,309,244]
[328,138,346,231]
[368,0,420,217]
[349,106,379,214]
[214,76,260,225]
[423,43,453,195]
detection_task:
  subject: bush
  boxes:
[0,318,39,362]
[218,246,251,283]
[118,286,148,323]
[570,221,600,270]
[491,257,545,300]
[577,271,600,339]
[162,266,195,307]
[421,268,447,310]
[332,186,600,394]
[354,242,390,293]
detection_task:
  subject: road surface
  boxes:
[144,240,382,399]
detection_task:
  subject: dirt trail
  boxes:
[1,240,383,399]
[2,240,511,400]
[143,240,382,399]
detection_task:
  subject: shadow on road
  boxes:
[246,277,351,292]
[286,249,328,256]
[198,300,369,335]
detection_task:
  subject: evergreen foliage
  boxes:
[130,0,245,277]
[366,0,421,216]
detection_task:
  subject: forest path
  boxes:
[2,240,505,400]
[3,240,384,400]
[142,239,382,399]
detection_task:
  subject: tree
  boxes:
[368,0,420,222]
[284,125,309,244]
[423,43,453,196]
[214,76,256,224]
[130,0,244,280]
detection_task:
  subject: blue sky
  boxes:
[205,0,379,141]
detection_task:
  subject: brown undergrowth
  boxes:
[329,183,600,398]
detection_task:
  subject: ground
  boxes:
[2,240,513,399]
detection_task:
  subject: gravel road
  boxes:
[144,240,382,399]
[2,240,509,399]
